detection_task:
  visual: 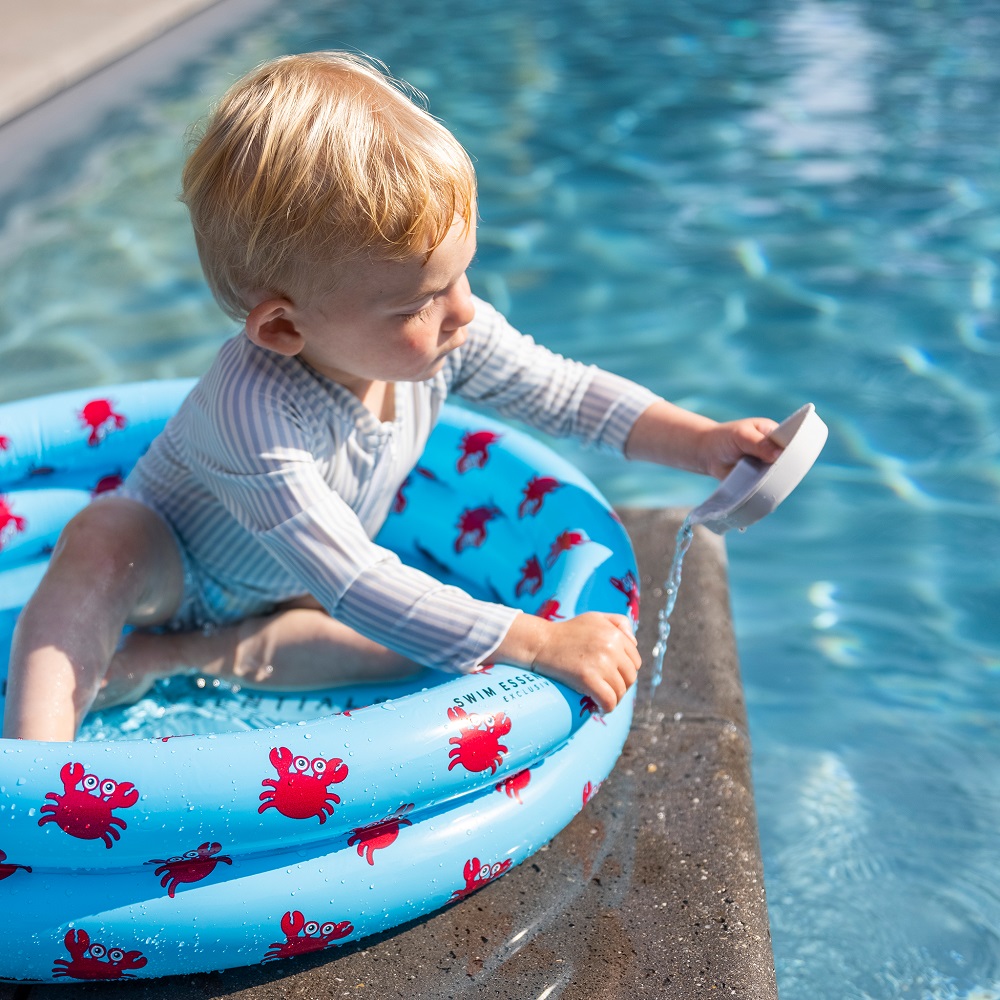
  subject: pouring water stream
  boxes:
[647,403,828,697]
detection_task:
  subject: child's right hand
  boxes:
[492,611,641,713]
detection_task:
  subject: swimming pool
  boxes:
[1,0,998,996]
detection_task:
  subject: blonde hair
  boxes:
[181,51,477,320]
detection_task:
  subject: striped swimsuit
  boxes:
[121,296,660,674]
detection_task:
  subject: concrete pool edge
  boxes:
[0,0,275,197]
[0,508,777,999]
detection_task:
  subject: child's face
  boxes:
[294,217,477,392]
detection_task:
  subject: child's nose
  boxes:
[443,276,475,330]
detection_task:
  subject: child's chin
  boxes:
[415,356,448,380]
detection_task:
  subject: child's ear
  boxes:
[244,298,306,357]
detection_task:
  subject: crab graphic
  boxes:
[447,706,512,775]
[449,856,513,903]
[51,930,147,981]
[91,472,124,496]
[79,398,126,446]
[495,769,531,804]
[535,598,565,621]
[579,695,607,725]
[582,780,602,806]
[457,429,501,473]
[258,747,349,824]
[392,466,437,513]
[0,848,31,882]
[0,495,26,550]
[610,570,640,624]
[347,803,414,864]
[146,841,233,898]
[38,762,139,848]
[0,434,9,450]
[518,475,562,517]
[454,504,502,553]
[514,555,544,598]
[545,529,588,568]
[263,910,354,963]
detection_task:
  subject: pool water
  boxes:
[1,0,999,996]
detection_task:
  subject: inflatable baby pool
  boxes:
[0,380,639,983]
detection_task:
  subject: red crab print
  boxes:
[392,466,437,513]
[457,430,501,473]
[470,662,495,675]
[518,475,562,517]
[263,910,353,963]
[454,504,502,553]
[496,769,531,804]
[0,848,31,882]
[514,554,544,598]
[610,570,640,624]
[579,695,607,725]
[449,856,513,902]
[258,747,349,824]
[347,803,414,864]
[0,434,9,450]
[38,762,139,848]
[582,780,602,806]
[92,472,124,496]
[146,841,233,898]
[392,478,410,514]
[447,706,512,775]
[545,529,588,568]
[51,930,147,981]
[79,398,126,446]
[535,598,565,621]
[0,495,26,550]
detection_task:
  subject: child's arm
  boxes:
[492,610,640,713]
[624,399,783,479]
[448,300,781,472]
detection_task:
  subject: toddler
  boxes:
[2,52,780,741]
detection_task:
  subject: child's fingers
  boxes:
[607,613,638,643]
[742,418,783,462]
[591,677,623,714]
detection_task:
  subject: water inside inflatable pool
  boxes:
[78,575,504,742]
[2,0,999,996]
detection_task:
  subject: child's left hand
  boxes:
[698,417,783,479]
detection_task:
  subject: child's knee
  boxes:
[55,503,129,566]
[51,500,164,586]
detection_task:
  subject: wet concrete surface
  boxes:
[3,508,777,999]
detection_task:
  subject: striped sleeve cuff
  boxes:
[333,563,522,674]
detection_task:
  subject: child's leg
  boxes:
[95,601,421,710]
[2,498,185,741]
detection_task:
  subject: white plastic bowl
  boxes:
[688,403,828,534]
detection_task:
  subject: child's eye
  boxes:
[402,304,433,322]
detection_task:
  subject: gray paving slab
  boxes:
[6,508,777,999]
[0,0,216,126]
[0,0,274,194]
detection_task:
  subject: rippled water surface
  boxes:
[1,1,999,996]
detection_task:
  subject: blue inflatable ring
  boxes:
[0,380,639,983]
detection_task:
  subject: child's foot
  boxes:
[91,631,195,710]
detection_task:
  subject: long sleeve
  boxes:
[445,297,662,452]
[184,357,517,673]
